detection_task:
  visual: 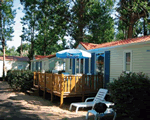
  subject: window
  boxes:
[18,65,23,70]
[96,53,104,75]
[80,59,83,73]
[76,59,83,74]
[69,59,72,70]
[34,62,36,70]
[125,53,130,71]
[38,62,40,71]
[123,50,132,72]
[32,62,34,71]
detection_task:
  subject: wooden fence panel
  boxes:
[33,72,36,86]
[98,75,103,89]
[33,72,39,86]
[46,73,53,92]
[53,74,61,92]
[63,75,84,93]
[35,72,103,96]
[71,76,75,92]
[63,76,69,92]
[64,76,67,92]
[75,76,82,93]
[39,73,45,90]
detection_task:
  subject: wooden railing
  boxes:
[33,72,103,107]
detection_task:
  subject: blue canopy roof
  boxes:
[56,49,91,59]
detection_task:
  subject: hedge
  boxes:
[108,72,150,119]
[7,70,33,92]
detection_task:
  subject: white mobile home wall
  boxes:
[110,43,150,82]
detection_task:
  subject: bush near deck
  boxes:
[108,72,150,120]
[7,70,33,92]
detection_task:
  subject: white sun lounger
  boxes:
[69,88,114,113]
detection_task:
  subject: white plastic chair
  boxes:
[69,88,113,113]
[86,108,116,120]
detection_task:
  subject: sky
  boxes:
[7,0,25,49]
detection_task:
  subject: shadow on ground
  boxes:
[0,81,115,120]
[0,100,44,120]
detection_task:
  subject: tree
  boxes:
[20,0,39,68]
[115,20,128,40]
[35,0,69,55]
[20,0,115,56]
[21,0,70,58]
[117,0,150,38]
[68,0,92,47]
[0,46,19,56]
[6,46,19,56]
[0,0,16,81]
[88,0,115,43]
[69,0,115,46]
[16,43,30,56]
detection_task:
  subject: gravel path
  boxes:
[0,81,92,120]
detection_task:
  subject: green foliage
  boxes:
[0,46,19,56]
[16,43,30,56]
[69,0,115,46]
[20,0,39,61]
[20,0,115,54]
[7,70,33,92]
[88,1,115,43]
[0,0,16,41]
[34,0,69,55]
[5,46,19,56]
[115,19,128,40]
[117,0,150,38]
[108,72,150,119]
[0,0,16,79]
[20,0,69,57]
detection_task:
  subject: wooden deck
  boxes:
[33,72,103,107]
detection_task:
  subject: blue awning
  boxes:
[56,49,91,59]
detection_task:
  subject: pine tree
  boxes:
[0,0,15,81]
[117,0,150,38]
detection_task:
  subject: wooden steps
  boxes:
[26,87,38,95]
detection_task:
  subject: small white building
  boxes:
[0,56,29,77]
[64,35,150,88]
[31,54,65,72]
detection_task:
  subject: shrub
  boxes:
[7,70,33,92]
[5,70,12,81]
[108,72,150,119]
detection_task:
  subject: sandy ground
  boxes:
[0,81,95,120]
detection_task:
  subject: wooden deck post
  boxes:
[51,73,54,102]
[38,72,40,96]
[60,74,64,107]
[82,75,85,102]
[43,73,46,99]
[33,72,35,86]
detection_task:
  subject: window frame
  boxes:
[123,50,132,73]
[68,58,72,71]
[17,64,23,70]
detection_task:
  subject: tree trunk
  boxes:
[43,27,46,56]
[128,23,134,38]
[143,19,147,36]
[20,38,23,57]
[44,37,46,56]
[2,38,5,81]
[78,0,85,43]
